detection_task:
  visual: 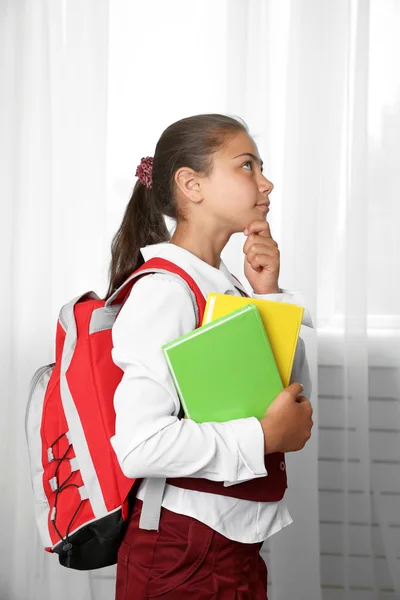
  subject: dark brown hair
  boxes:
[104,113,247,300]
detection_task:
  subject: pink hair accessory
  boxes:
[135,156,153,189]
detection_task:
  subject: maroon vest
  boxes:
[136,258,288,503]
[168,452,287,502]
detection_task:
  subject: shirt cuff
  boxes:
[252,288,315,329]
[223,417,267,486]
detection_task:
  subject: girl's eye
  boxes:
[242,160,264,174]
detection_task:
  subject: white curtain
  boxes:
[1,1,399,600]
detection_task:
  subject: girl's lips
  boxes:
[256,204,269,212]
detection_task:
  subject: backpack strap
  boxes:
[105,257,206,327]
[106,258,208,531]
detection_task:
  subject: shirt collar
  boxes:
[140,242,247,298]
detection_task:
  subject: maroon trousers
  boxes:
[115,499,268,599]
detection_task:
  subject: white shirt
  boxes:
[110,242,314,543]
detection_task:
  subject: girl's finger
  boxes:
[246,254,277,271]
[244,220,272,238]
[246,250,276,265]
[243,239,278,255]
[247,258,263,272]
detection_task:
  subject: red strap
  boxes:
[117,258,207,327]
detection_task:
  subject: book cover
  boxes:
[162,304,283,423]
[202,293,304,387]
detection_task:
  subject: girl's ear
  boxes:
[174,167,203,204]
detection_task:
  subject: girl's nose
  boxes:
[259,175,274,195]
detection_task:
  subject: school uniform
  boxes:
[110,242,314,599]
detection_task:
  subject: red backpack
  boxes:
[25,258,206,570]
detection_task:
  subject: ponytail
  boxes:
[104,180,169,300]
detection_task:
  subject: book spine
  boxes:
[203,295,216,325]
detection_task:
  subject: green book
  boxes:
[162,304,284,423]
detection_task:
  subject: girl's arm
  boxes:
[110,273,268,482]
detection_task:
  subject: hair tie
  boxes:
[135,156,153,189]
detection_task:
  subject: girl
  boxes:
[106,114,314,599]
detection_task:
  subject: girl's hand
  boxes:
[260,382,314,454]
[243,220,281,294]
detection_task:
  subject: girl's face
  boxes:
[200,130,273,233]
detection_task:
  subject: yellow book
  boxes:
[202,294,304,388]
